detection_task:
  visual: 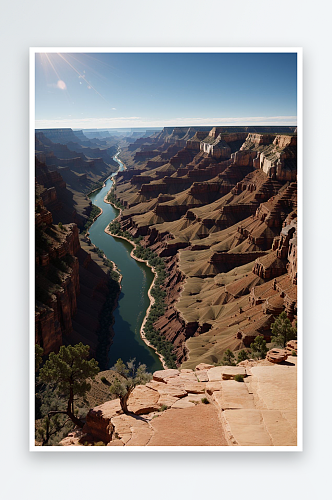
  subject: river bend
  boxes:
[88,152,162,372]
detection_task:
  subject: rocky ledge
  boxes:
[60,358,297,447]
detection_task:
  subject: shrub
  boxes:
[234,374,244,382]
[201,397,209,404]
[158,405,169,412]
[100,376,108,384]
[291,350,297,357]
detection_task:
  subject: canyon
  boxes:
[35,125,298,447]
[111,125,297,368]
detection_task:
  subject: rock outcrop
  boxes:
[62,359,297,447]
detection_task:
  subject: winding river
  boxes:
[88,151,163,372]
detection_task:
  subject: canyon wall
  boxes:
[112,126,297,367]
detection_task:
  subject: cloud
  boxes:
[35,115,297,129]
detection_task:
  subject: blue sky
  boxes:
[35,52,297,129]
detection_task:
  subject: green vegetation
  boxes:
[105,229,177,369]
[39,343,99,429]
[201,397,210,404]
[35,345,44,372]
[109,358,151,414]
[234,374,244,382]
[100,376,108,384]
[108,220,134,240]
[270,312,297,348]
[158,404,169,412]
[133,245,177,369]
[222,349,236,366]
[87,181,104,195]
[237,349,249,363]
[82,204,102,234]
[107,188,125,209]
[250,335,268,360]
[58,222,66,231]
[36,344,99,445]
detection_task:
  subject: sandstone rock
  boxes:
[157,385,187,398]
[59,429,85,446]
[178,371,198,382]
[195,363,214,371]
[148,405,227,446]
[286,340,297,355]
[195,370,209,382]
[217,380,255,410]
[83,399,122,443]
[153,369,179,382]
[206,381,222,395]
[146,380,168,392]
[180,368,194,373]
[221,366,247,380]
[237,359,258,368]
[222,409,273,446]
[184,382,206,394]
[207,366,224,382]
[158,394,179,407]
[266,348,288,364]
[183,393,205,403]
[127,385,161,415]
[171,399,196,409]
[107,440,124,446]
[111,415,134,445]
[128,425,153,446]
[163,377,186,389]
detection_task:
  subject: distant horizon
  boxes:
[35,117,297,130]
[35,52,297,131]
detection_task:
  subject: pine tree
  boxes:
[271,311,297,348]
[39,343,99,428]
[250,335,268,359]
[237,349,249,363]
[222,349,236,366]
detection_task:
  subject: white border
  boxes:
[30,47,302,452]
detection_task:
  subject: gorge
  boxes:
[34,125,298,447]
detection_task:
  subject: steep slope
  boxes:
[110,127,297,367]
[35,169,120,368]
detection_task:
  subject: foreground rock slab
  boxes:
[222,359,297,446]
[83,399,122,443]
[153,369,179,382]
[127,385,161,415]
[62,360,297,447]
[148,405,227,446]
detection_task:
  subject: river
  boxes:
[88,151,163,372]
